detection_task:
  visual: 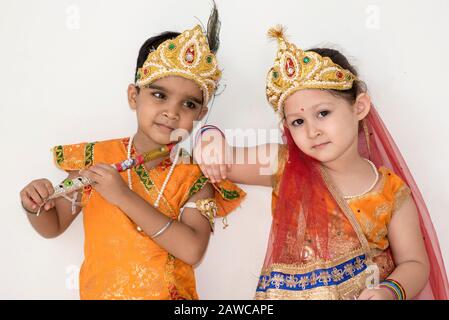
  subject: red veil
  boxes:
[257,105,448,299]
[362,106,448,299]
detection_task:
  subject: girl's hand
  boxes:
[357,287,396,300]
[20,178,56,213]
[79,163,131,207]
[193,129,232,184]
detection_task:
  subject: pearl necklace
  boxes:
[127,135,180,208]
[343,158,379,200]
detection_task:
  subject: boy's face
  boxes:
[128,76,208,145]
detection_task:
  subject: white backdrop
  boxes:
[1,0,448,299]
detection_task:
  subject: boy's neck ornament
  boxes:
[136,25,221,106]
[265,25,357,114]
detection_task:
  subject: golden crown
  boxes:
[136,25,221,105]
[266,26,357,114]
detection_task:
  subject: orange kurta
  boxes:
[52,137,246,299]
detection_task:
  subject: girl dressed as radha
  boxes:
[194,26,449,300]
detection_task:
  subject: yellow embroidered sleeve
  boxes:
[211,179,246,218]
[184,168,246,221]
[383,168,411,214]
[52,142,96,171]
[393,182,411,213]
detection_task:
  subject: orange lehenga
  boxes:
[257,145,408,299]
[52,137,245,300]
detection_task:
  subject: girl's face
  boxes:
[128,76,207,145]
[283,89,369,163]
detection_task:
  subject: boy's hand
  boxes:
[79,163,131,207]
[357,287,396,300]
[20,179,56,213]
[193,129,232,184]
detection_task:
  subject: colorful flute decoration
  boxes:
[36,144,174,216]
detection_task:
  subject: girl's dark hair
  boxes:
[134,31,181,83]
[307,48,367,104]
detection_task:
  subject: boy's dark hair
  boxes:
[134,31,181,83]
[308,48,367,104]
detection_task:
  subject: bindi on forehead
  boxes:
[284,105,304,118]
[293,106,305,113]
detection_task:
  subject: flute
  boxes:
[36,144,174,215]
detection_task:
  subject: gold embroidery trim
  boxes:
[261,248,366,275]
[255,267,371,300]
[273,144,288,193]
[195,198,217,231]
[393,184,411,212]
[320,165,373,261]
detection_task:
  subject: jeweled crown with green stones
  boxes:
[266,25,357,114]
[136,25,221,105]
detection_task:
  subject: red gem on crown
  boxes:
[185,46,195,64]
[285,58,295,77]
